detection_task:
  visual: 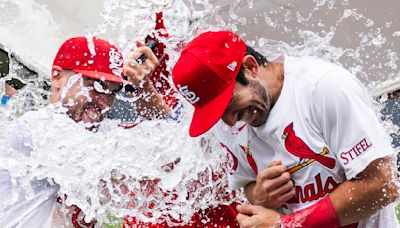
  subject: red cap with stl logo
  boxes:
[52,36,124,84]
[172,30,246,137]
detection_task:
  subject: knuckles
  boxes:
[289,189,295,196]
[262,181,272,192]
[288,180,294,188]
[279,165,287,174]
[281,172,291,181]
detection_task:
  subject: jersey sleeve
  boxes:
[314,70,395,179]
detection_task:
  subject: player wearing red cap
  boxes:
[172,31,399,227]
[0,36,167,227]
[50,36,170,125]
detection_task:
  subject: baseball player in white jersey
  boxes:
[172,30,399,227]
[0,36,166,227]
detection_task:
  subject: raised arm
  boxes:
[124,41,171,120]
[331,156,398,225]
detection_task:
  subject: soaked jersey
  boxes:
[216,56,399,228]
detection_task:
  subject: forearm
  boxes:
[281,157,399,227]
[133,83,171,119]
[330,157,399,225]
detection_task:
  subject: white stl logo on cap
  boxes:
[109,48,123,76]
[178,85,200,104]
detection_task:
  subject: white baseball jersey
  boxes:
[216,56,399,228]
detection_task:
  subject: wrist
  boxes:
[280,196,340,228]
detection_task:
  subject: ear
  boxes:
[49,67,68,104]
[242,55,259,79]
[51,66,63,90]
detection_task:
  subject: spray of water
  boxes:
[0,0,399,226]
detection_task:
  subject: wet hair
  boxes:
[236,46,268,86]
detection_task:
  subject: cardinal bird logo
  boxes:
[282,123,336,172]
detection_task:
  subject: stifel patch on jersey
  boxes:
[340,137,373,165]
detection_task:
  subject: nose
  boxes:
[222,111,238,127]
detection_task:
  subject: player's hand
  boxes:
[236,204,281,228]
[248,160,295,209]
[124,41,159,88]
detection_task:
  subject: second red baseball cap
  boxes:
[172,30,246,137]
[52,36,124,83]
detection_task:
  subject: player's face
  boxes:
[222,79,271,127]
[59,74,121,129]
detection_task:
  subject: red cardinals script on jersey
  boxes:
[286,173,339,204]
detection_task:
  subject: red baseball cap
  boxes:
[172,31,246,137]
[52,36,124,83]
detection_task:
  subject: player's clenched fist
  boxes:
[124,41,159,87]
[244,160,295,209]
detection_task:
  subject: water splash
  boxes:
[0,0,399,226]
[0,106,238,225]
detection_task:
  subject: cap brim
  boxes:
[189,81,235,137]
[74,70,124,84]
